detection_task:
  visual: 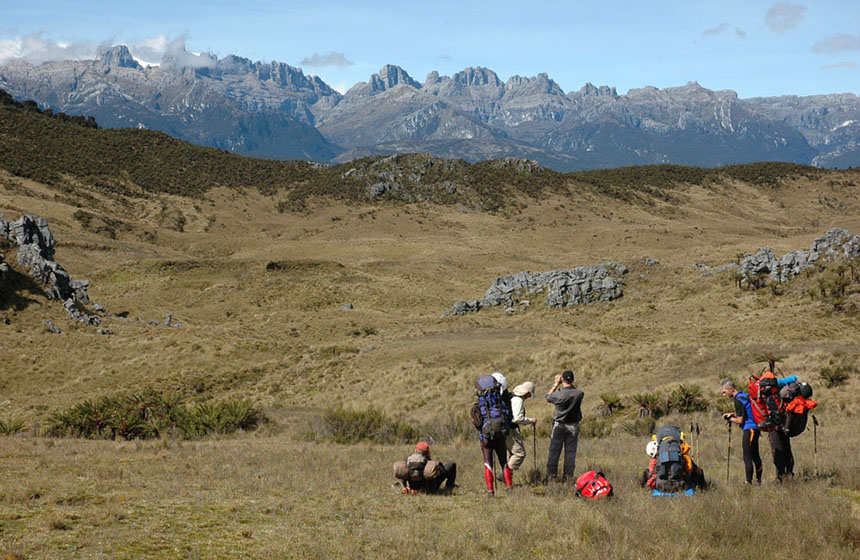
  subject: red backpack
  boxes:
[575,471,613,500]
[748,372,783,431]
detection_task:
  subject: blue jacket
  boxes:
[734,391,758,431]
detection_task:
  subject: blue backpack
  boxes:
[469,375,512,441]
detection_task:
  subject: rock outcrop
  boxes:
[733,228,860,282]
[449,262,628,315]
[0,214,100,326]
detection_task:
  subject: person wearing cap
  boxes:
[401,441,457,494]
[507,381,537,474]
[545,370,584,482]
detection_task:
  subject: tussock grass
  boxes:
[2,136,860,555]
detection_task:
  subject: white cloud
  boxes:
[702,23,746,40]
[819,61,856,70]
[0,32,217,69]
[299,52,353,68]
[703,23,730,38]
[0,33,110,65]
[765,2,807,34]
[813,34,860,54]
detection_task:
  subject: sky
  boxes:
[0,1,857,98]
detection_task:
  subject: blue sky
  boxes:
[1,1,857,98]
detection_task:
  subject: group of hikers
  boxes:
[394,368,818,497]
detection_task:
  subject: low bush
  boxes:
[46,390,264,440]
[578,416,612,439]
[314,407,420,444]
[629,392,665,419]
[618,417,656,436]
[820,365,852,388]
[666,384,709,414]
[0,417,25,435]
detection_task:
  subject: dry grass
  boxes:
[2,168,860,557]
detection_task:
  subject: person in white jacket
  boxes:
[507,381,537,472]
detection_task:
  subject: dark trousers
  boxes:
[425,462,457,492]
[481,436,508,472]
[768,429,794,480]
[742,429,763,484]
[546,421,579,481]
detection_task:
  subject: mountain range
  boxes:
[1,45,858,170]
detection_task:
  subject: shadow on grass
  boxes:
[0,265,44,311]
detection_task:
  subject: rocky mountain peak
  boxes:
[372,65,421,91]
[452,67,502,87]
[574,82,618,98]
[98,45,140,70]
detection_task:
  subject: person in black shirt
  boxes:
[545,369,584,482]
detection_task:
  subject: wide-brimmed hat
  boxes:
[512,382,535,397]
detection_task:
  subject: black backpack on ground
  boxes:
[654,425,687,494]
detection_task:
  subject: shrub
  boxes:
[629,392,665,419]
[46,390,264,440]
[666,384,709,414]
[578,416,612,439]
[0,418,26,435]
[618,417,656,436]
[820,365,852,388]
[315,407,420,444]
[598,393,625,416]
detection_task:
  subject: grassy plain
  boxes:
[2,166,860,558]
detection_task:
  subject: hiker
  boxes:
[507,381,537,473]
[720,379,763,485]
[395,441,457,494]
[471,375,514,496]
[751,371,799,481]
[545,370,584,482]
[645,426,707,492]
[769,422,794,481]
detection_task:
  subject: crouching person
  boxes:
[393,441,457,494]
[648,426,707,494]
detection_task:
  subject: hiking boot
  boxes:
[487,491,495,498]
[495,472,505,482]
[505,486,513,495]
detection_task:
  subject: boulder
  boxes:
[449,262,628,315]
[733,228,860,283]
[0,213,100,326]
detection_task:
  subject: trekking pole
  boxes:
[725,421,732,484]
[695,422,701,468]
[812,415,819,477]
[533,423,537,475]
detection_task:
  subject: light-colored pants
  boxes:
[506,428,527,471]
[547,421,579,481]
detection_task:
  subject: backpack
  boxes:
[406,453,428,482]
[470,375,511,441]
[654,425,686,494]
[575,471,613,500]
[748,373,785,432]
[782,382,817,437]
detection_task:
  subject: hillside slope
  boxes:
[1,100,859,427]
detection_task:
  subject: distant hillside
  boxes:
[1,88,846,214]
[2,46,859,169]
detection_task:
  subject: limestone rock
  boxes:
[733,228,860,282]
[449,262,628,315]
[1,214,102,326]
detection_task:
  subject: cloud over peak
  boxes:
[299,52,353,68]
